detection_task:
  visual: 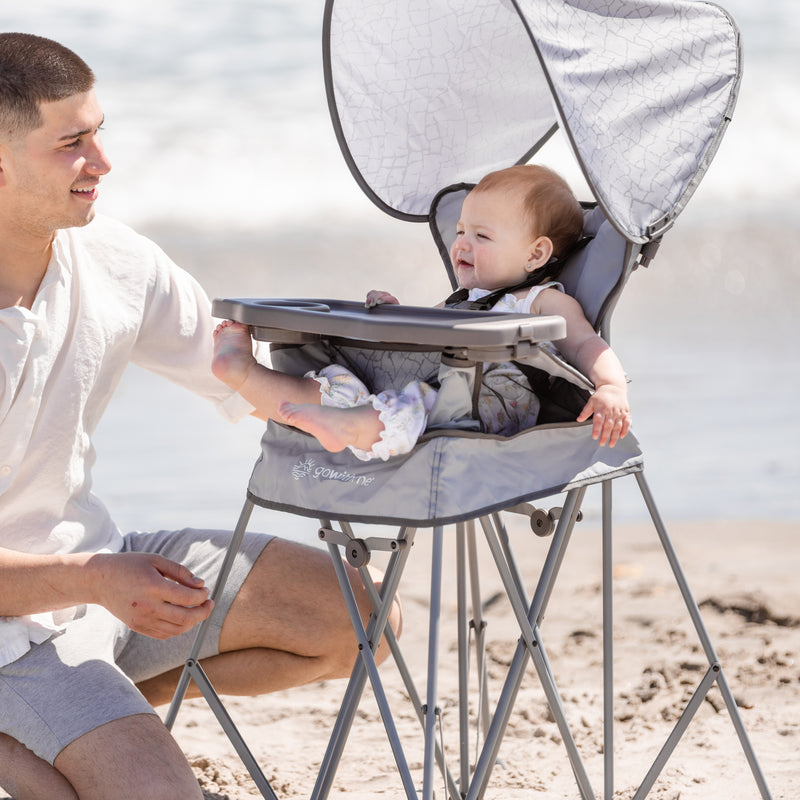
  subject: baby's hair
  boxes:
[0,33,95,138]
[473,164,583,259]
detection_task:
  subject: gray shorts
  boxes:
[0,528,273,764]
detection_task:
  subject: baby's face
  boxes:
[450,188,536,292]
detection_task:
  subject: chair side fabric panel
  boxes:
[247,422,643,526]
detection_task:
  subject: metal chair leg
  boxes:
[165,496,255,730]
[312,524,417,800]
[634,472,773,800]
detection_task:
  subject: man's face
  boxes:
[0,89,111,240]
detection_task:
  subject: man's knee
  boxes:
[335,562,403,673]
[374,589,403,666]
[0,733,78,800]
[223,538,403,682]
[54,715,202,800]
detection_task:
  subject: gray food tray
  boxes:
[212,298,566,360]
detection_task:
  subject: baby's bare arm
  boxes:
[535,289,631,446]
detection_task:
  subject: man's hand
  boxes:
[89,552,213,639]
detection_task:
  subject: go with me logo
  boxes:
[291,456,376,487]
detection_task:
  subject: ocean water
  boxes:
[2,0,798,230]
[2,1,798,540]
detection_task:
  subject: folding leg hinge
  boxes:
[505,504,583,537]
[318,527,408,567]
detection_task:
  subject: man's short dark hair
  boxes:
[0,33,95,138]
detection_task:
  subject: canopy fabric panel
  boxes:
[323,0,741,242]
[324,0,556,221]
[519,0,741,241]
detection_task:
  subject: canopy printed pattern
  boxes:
[324,0,741,242]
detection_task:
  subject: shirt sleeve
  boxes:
[130,238,255,422]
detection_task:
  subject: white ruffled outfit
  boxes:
[307,283,562,461]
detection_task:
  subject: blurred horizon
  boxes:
[1,0,797,235]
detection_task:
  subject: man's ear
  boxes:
[526,236,554,270]
[0,146,9,188]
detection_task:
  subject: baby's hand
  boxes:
[576,384,630,448]
[366,290,400,308]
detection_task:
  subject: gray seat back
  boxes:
[429,185,641,332]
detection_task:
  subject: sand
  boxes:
[163,517,799,800]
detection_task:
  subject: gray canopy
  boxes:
[324,0,742,243]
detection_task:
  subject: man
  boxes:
[0,33,400,800]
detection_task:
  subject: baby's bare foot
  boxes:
[278,401,383,454]
[212,321,256,389]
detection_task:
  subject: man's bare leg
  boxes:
[212,321,322,420]
[138,538,402,706]
[1,539,400,799]
[53,715,202,800]
[0,733,77,800]
[278,400,384,454]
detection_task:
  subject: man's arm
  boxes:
[0,547,213,639]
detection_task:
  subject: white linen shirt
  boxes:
[0,215,253,666]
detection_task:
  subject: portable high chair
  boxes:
[166,1,774,798]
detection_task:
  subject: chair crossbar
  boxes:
[312,524,418,799]
[468,491,594,800]
[186,658,279,800]
[325,537,418,798]
[633,664,722,800]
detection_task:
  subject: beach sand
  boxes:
[165,517,799,800]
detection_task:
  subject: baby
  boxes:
[212,165,631,459]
